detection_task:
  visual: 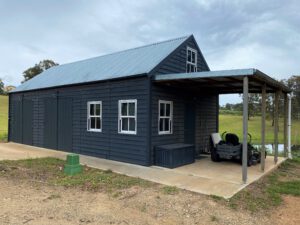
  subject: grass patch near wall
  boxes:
[219,114,300,145]
[0,157,153,192]
[0,95,8,142]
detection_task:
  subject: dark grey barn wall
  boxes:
[195,94,218,154]
[9,76,149,166]
[150,36,209,75]
[150,84,218,163]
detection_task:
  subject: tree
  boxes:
[248,93,260,120]
[0,79,4,95]
[22,59,58,83]
[283,76,300,119]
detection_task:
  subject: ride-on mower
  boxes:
[210,132,265,166]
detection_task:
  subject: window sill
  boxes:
[158,132,173,135]
[87,129,102,133]
[118,131,137,135]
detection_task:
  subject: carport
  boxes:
[153,68,292,183]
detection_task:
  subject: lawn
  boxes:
[219,114,300,145]
[228,153,300,212]
[0,157,153,192]
[0,95,8,141]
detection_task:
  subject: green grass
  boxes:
[0,157,153,192]
[0,95,8,142]
[161,186,179,195]
[219,114,300,145]
[228,152,300,212]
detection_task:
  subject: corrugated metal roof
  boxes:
[13,35,190,92]
[154,68,291,93]
[154,69,256,80]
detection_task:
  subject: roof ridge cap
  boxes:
[53,35,192,68]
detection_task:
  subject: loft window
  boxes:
[158,100,173,134]
[118,99,137,134]
[87,101,102,132]
[186,47,197,73]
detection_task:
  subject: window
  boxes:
[158,100,173,134]
[186,47,197,73]
[87,101,102,132]
[118,99,137,134]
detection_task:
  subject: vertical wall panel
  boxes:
[44,97,58,149]
[10,96,22,143]
[22,99,33,145]
[58,97,73,152]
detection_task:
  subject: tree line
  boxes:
[0,59,58,95]
[220,76,300,120]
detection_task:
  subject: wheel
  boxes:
[211,148,221,162]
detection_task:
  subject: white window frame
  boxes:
[158,100,173,135]
[118,99,137,135]
[186,47,197,73]
[87,101,102,132]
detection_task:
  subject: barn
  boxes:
[8,35,291,182]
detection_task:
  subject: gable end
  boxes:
[149,35,210,76]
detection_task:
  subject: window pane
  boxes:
[90,104,94,116]
[159,118,164,132]
[128,103,135,116]
[191,52,196,63]
[160,103,164,116]
[129,118,135,131]
[164,118,170,131]
[96,118,101,129]
[95,104,100,116]
[122,118,129,131]
[91,117,96,129]
[166,104,171,117]
[187,50,191,62]
[121,103,127,116]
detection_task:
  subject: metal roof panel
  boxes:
[13,35,190,92]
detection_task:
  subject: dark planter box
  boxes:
[155,143,195,168]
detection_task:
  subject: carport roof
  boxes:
[153,68,291,94]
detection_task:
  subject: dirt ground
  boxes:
[0,177,298,225]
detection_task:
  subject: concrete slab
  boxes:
[0,142,286,198]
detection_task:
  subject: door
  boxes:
[184,103,196,144]
[22,99,33,145]
[44,97,58,149]
[57,97,73,152]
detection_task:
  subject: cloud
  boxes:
[0,0,299,92]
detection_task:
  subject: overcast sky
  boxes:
[0,0,299,104]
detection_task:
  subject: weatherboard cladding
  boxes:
[9,76,149,165]
[13,36,190,93]
[150,36,210,75]
[195,95,218,154]
[9,35,220,166]
[150,85,218,162]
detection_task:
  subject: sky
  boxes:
[0,0,299,105]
